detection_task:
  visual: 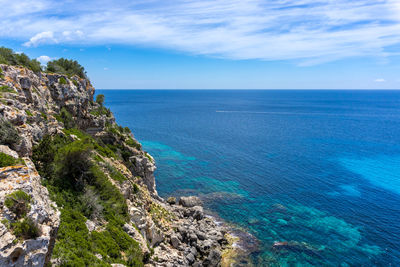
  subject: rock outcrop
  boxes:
[0,64,233,266]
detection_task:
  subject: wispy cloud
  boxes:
[2,0,400,64]
[374,78,386,82]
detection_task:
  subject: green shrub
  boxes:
[11,217,40,240]
[58,107,75,129]
[54,141,93,191]
[72,79,78,86]
[105,163,126,183]
[90,106,111,117]
[96,94,105,106]
[126,137,141,150]
[32,131,144,266]
[0,152,23,167]
[145,153,153,162]
[79,187,103,220]
[25,110,33,116]
[132,184,139,194]
[0,85,14,93]
[46,58,87,79]
[0,119,21,146]
[59,77,67,85]
[41,112,48,121]
[4,190,31,218]
[0,47,42,72]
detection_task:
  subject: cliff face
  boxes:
[0,65,230,266]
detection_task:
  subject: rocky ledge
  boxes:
[0,64,242,266]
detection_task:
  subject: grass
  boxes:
[104,163,127,183]
[0,152,24,167]
[59,77,68,85]
[0,85,14,93]
[4,190,31,218]
[41,112,48,121]
[26,110,33,117]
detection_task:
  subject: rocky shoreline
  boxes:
[0,64,251,266]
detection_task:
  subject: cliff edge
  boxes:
[0,64,232,266]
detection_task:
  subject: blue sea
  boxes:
[97,89,400,266]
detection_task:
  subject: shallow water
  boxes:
[98,89,400,266]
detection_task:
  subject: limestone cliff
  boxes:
[0,64,230,267]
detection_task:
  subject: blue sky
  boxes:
[1,0,400,89]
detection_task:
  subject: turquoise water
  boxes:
[98,90,400,266]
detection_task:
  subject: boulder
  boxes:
[167,196,176,205]
[179,196,202,208]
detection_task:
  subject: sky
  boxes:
[1,0,400,89]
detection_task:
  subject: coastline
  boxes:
[0,64,234,266]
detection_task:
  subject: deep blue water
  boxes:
[98,89,400,266]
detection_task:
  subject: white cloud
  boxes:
[374,78,386,82]
[23,31,56,47]
[2,0,400,64]
[36,55,52,65]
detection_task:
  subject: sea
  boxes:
[97,89,400,266]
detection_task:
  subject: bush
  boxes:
[0,152,23,167]
[0,47,42,72]
[32,131,144,265]
[79,187,103,220]
[0,119,21,146]
[46,58,87,79]
[11,217,40,240]
[59,77,67,85]
[4,190,31,218]
[54,141,93,191]
[105,163,126,183]
[0,85,14,93]
[58,107,75,129]
[96,94,105,106]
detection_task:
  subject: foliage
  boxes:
[46,58,87,79]
[132,183,139,194]
[104,162,126,183]
[126,137,142,150]
[0,152,23,167]
[0,85,14,93]
[0,47,42,72]
[145,152,153,162]
[90,106,111,117]
[59,77,67,85]
[54,141,93,191]
[0,119,21,146]
[32,130,143,266]
[4,190,31,218]
[11,217,40,240]
[25,110,33,117]
[41,112,48,121]
[96,94,105,106]
[55,107,75,129]
[54,208,143,266]
[79,187,104,220]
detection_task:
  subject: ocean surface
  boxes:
[97,89,400,266]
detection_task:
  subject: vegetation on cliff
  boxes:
[0,47,41,73]
[33,126,144,266]
[46,58,87,79]
[0,46,87,79]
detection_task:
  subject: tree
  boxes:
[96,94,105,106]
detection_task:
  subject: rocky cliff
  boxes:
[0,65,234,266]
